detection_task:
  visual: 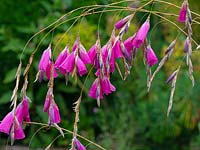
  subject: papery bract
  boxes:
[184,37,189,53]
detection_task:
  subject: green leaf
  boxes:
[3,67,17,83]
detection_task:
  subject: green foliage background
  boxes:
[0,0,200,149]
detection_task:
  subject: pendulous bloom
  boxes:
[59,38,91,76]
[38,45,57,80]
[146,45,158,67]
[115,15,132,30]
[89,76,116,102]
[44,88,61,125]
[16,96,31,124]
[0,97,31,141]
[132,18,150,48]
[55,46,69,73]
[72,137,86,150]
[178,0,188,23]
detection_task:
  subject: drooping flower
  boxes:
[132,18,150,48]
[59,38,91,76]
[55,46,69,71]
[44,88,61,125]
[75,56,87,76]
[38,45,57,80]
[115,15,132,30]
[89,76,116,102]
[178,0,188,23]
[146,45,158,67]
[72,137,86,150]
[12,117,25,140]
[48,102,61,124]
[184,37,189,53]
[16,96,31,124]
[0,112,14,135]
[0,112,26,141]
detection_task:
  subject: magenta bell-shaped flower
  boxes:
[132,18,150,48]
[146,45,158,67]
[44,88,61,124]
[59,38,91,76]
[0,112,25,141]
[38,45,57,80]
[48,102,61,124]
[73,137,86,150]
[16,96,31,124]
[0,112,14,134]
[55,46,69,72]
[178,0,187,23]
[115,15,131,30]
[89,76,116,100]
[12,117,25,140]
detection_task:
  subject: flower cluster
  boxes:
[0,97,30,143]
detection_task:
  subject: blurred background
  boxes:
[0,0,200,149]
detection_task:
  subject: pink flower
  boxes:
[89,76,116,100]
[146,45,158,67]
[45,62,58,80]
[132,18,150,48]
[89,78,103,100]
[0,112,14,134]
[73,137,86,150]
[0,112,25,141]
[16,96,31,124]
[178,1,187,23]
[48,102,61,124]
[72,39,91,64]
[38,45,57,80]
[59,38,90,76]
[59,51,76,74]
[75,56,87,76]
[12,117,25,140]
[55,46,69,70]
[0,96,31,141]
[79,44,91,64]
[124,36,134,55]
[115,15,131,30]
[44,88,61,124]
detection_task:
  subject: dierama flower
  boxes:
[132,18,150,48]
[44,88,61,125]
[89,76,116,105]
[16,96,31,124]
[72,137,86,150]
[178,0,187,23]
[146,45,158,67]
[0,112,26,141]
[115,15,132,30]
[59,38,91,76]
[38,45,57,80]
[55,46,69,73]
